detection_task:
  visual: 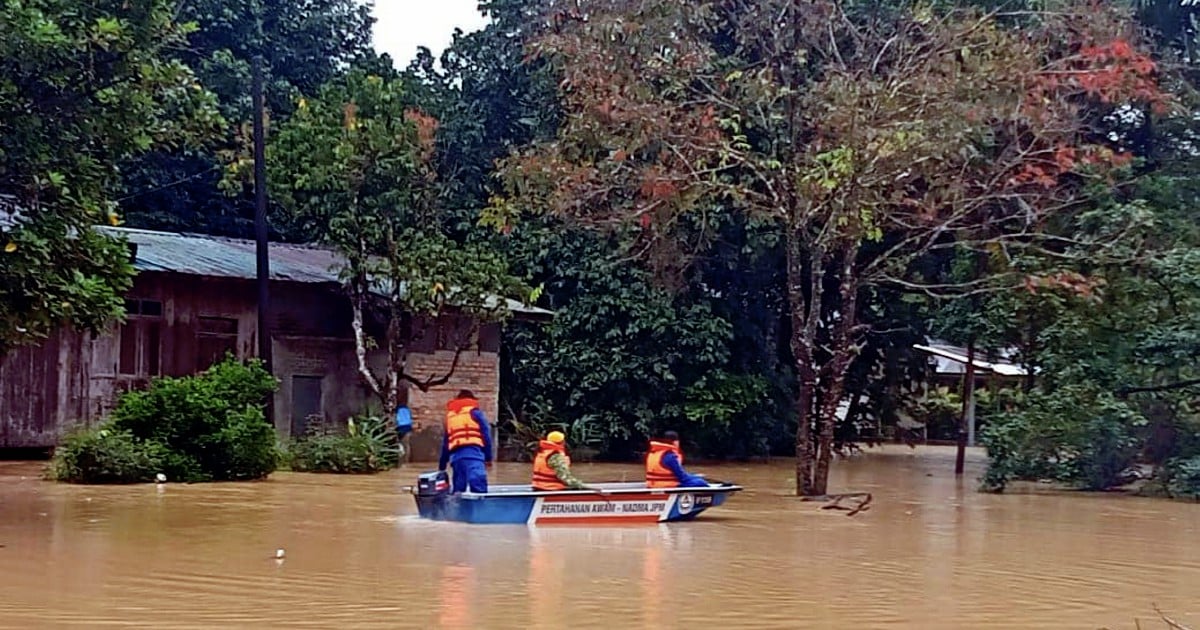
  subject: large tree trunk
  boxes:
[810,258,862,496]
[812,360,850,495]
[794,364,816,495]
[786,229,820,496]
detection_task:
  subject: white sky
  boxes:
[372,1,490,66]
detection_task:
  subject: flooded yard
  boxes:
[1,446,1197,628]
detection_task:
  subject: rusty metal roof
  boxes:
[98,226,553,318]
[100,226,342,283]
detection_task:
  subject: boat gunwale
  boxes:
[451,484,744,500]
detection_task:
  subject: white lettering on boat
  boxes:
[538,501,667,516]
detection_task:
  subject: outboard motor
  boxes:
[417,470,450,498]
[414,470,451,520]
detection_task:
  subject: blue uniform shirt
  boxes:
[438,408,493,471]
[662,451,706,485]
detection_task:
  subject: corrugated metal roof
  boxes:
[913,343,1030,377]
[98,226,553,318]
[100,226,342,283]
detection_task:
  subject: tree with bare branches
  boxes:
[487,0,1164,495]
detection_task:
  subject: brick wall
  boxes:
[272,336,373,439]
[405,349,500,462]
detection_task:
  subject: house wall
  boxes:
[0,328,89,447]
[405,346,501,462]
[0,273,503,460]
[272,335,373,440]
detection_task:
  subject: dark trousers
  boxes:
[451,458,488,493]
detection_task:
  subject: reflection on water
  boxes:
[1,446,1198,628]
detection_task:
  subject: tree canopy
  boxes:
[0,0,222,353]
[489,0,1167,495]
[266,71,530,414]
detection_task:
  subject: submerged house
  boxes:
[0,227,550,460]
[911,341,1031,446]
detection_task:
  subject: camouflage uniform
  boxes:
[547,452,589,489]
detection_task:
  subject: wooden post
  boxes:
[253,55,272,376]
[252,55,273,425]
[955,340,976,476]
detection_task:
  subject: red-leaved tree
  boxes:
[488,0,1165,496]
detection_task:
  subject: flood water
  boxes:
[1,445,1197,629]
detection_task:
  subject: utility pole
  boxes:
[253,55,273,380]
[955,340,976,476]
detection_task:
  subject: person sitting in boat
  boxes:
[646,431,709,488]
[438,390,493,494]
[532,431,591,491]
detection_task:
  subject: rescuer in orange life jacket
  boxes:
[645,431,710,488]
[438,390,493,493]
[531,431,591,491]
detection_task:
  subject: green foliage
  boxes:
[976,171,1200,493]
[51,428,171,484]
[287,415,402,474]
[119,0,378,238]
[1161,456,1200,500]
[908,386,963,442]
[266,71,529,322]
[0,0,223,352]
[980,386,1146,492]
[683,371,775,458]
[501,230,738,458]
[267,69,529,411]
[176,0,375,120]
[422,1,791,461]
[106,357,280,482]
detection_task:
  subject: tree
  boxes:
[490,0,1163,495]
[119,0,378,238]
[405,1,783,459]
[265,71,529,415]
[0,0,222,354]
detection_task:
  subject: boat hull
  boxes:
[412,481,741,525]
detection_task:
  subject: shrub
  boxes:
[981,385,1145,492]
[288,414,402,474]
[53,357,279,484]
[1162,455,1200,500]
[51,427,170,484]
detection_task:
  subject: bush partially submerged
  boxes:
[1162,455,1200,500]
[288,415,402,474]
[980,385,1145,492]
[51,428,170,484]
[51,358,280,484]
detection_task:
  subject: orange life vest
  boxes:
[645,441,683,488]
[532,440,569,491]
[445,397,484,451]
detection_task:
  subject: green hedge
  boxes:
[51,358,280,484]
[288,415,402,474]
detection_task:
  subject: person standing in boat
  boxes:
[531,431,590,491]
[438,390,493,493]
[645,431,709,488]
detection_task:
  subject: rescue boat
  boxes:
[411,471,743,525]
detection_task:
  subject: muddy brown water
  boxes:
[0,446,1197,629]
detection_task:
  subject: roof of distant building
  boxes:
[98,226,553,319]
[913,341,1031,377]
